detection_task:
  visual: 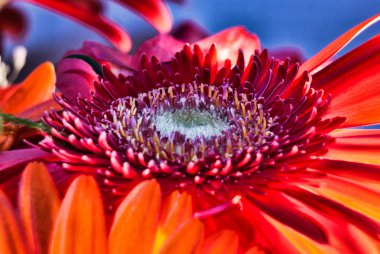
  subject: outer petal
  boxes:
[323,129,380,164]
[202,230,239,254]
[312,35,380,127]
[109,180,161,254]
[114,0,173,33]
[299,14,380,75]
[23,0,132,52]
[0,190,28,254]
[0,62,55,115]
[49,176,107,254]
[18,162,60,254]
[196,26,261,63]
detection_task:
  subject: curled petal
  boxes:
[115,0,173,33]
[23,0,132,52]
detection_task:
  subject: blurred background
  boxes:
[4,0,380,78]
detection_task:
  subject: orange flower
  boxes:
[0,162,236,254]
[0,62,56,151]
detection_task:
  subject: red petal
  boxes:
[299,14,380,75]
[114,0,173,33]
[323,129,380,164]
[312,35,380,127]
[309,159,380,183]
[23,0,132,52]
[196,26,261,64]
[109,180,161,254]
[49,175,107,254]
[18,162,60,254]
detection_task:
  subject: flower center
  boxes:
[153,108,229,139]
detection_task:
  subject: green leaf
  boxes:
[0,113,51,133]
[0,115,3,136]
[64,54,103,78]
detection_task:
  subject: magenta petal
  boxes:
[57,58,96,101]
[0,148,52,172]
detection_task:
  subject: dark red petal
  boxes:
[114,0,173,33]
[23,0,132,52]
[313,35,380,127]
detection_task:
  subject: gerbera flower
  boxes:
[1,0,177,52]
[0,161,236,254]
[2,14,380,253]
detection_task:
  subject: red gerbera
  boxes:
[2,14,380,253]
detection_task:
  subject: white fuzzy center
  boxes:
[153,108,229,139]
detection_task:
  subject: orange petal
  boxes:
[196,27,260,64]
[202,230,239,254]
[49,175,106,254]
[109,180,161,254]
[0,62,56,115]
[0,190,28,254]
[157,219,204,254]
[316,177,380,224]
[17,98,61,121]
[115,0,172,33]
[323,129,380,165]
[299,14,380,76]
[154,191,193,252]
[312,35,380,127]
[24,0,132,52]
[18,162,60,254]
